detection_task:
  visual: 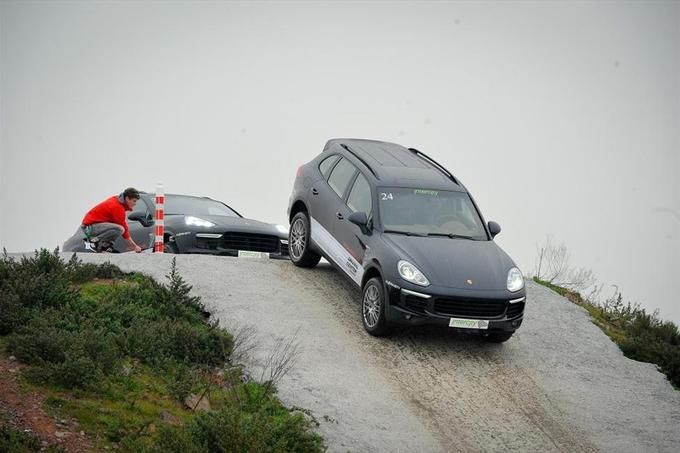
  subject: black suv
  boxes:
[287,139,526,342]
[64,193,289,258]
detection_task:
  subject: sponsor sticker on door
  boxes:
[449,317,489,330]
[238,251,269,259]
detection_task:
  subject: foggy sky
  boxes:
[1,1,679,322]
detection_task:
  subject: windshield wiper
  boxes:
[426,233,477,240]
[383,229,427,237]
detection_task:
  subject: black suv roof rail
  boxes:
[408,148,459,185]
[340,143,380,180]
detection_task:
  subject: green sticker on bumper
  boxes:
[449,317,489,330]
[238,251,269,259]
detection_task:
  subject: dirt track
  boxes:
[72,253,680,453]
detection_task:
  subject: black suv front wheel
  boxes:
[362,277,391,336]
[289,212,321,268]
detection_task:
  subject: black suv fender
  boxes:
[361,259,384,290]
[288,199,310,224]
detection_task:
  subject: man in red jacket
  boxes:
[76,187,143,253]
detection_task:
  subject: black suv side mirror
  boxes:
[488,221,501,238]
[348,211,369,232]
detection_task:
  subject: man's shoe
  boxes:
[84,239,98,253]
[100,241,115,253]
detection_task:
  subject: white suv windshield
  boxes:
[378,188,487,239]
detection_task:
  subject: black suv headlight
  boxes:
[507,267,524,292]
[398,260,430,287]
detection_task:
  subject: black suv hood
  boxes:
[168,214,286,238]
[382,234,516,290]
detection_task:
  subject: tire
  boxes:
[362,277,391,336]
[484,331,514,343]
[289,212,321,268]
[164,242,179,254]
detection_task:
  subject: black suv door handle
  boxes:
[336,212,344,220]
[312,188,319,195]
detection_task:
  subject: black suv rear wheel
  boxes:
[362,277,391,336]
[289,212,321,268]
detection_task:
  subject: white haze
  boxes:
[1,1,679,322]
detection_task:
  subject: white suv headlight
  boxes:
[185,216,216,228]
[275,224,289,235]
[507,267,524,292]
[398,260,430,287]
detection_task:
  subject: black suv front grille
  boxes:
[221,232,279,253]
[434,297,507,319]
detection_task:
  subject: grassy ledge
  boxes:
[0,249,324,452]
[533,277,680,389]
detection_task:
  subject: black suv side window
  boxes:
[327,158,357,199]
[319,155,340,179]
[347,173,372,215]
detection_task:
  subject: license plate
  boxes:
[449,317,489,330]
[238,251,269,259]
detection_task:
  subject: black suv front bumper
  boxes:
[383,281,525,333]
[173,232,290,259]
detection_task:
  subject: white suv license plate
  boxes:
[449,317,490,330]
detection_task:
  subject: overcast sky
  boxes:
[1,1,678,322]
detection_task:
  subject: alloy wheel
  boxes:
[363,284,381,328]
[290,218,306,260]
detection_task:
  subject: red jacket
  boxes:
[82,195,132,240]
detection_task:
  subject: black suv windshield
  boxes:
[165,196,240,217]
[378,188,487,240]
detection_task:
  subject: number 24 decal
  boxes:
[380,193,393,200]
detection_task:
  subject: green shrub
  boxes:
[67,254,125,283]
[155,390,324,453]
[2,252,229,389]
[164,363,198,401]
[0,250,78,334]
[158,260,207,319]
[120,318,231,367]
[8,315,121,388]
[0,425,64,453]
[0,425,41,453]
[0,290,29,335]
[0,250,322,451]
[619,331,680,387]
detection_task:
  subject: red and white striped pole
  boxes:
[154,182,165,253]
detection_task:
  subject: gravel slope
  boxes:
[69,253,680,453]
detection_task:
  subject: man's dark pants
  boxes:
[70,223,124,245]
